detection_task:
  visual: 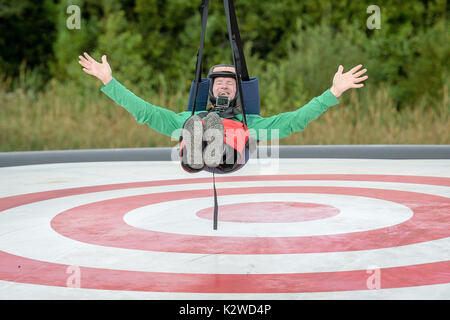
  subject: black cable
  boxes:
[223,0,248,127]
[191,0,210,115]
[213,169,218,230]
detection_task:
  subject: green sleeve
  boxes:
[247,89,339,140]
[100,77,189,137]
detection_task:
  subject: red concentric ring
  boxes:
[50,185,450,254]
[0,174,449,293]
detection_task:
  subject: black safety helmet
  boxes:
[207,64,239,109]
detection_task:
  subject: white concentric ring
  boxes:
[123,193,412,237]
[0,178,448,274]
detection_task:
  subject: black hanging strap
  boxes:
[212,170,218,230]
[190,0,250,230]
[223,0,249,80]
[223,0,248,127]
[191,0,250,123]
[191,0,210,115]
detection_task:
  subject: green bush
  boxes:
[0,0,448,117]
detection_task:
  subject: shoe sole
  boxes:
[182,115,204,169]
[203,113,224,168]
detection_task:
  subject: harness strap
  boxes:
[224,0,248,126]
[213,170,218,230]
[191,0,210,116]
[223,0,249,81]
[196,106,242,121]
[189,0,251,230]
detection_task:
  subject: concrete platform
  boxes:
[0,146,449,299]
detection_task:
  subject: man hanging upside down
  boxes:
[78,53,368,173]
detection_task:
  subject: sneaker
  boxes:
[181,115,204,170]
[203,112,224,168]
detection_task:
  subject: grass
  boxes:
[283,81,450,145]
[0,72,448,152]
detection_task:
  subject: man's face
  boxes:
[212,76,237,100]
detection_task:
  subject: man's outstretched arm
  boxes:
[78,52,187,137]
[248,64,368,140]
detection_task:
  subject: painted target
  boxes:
[0,170,449,296]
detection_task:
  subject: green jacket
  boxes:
[100,77,339,141]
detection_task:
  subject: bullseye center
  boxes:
[196,201,340,223]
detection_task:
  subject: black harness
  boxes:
[191,0,249,125]
[190,0,251,230]
[197,106,243,121]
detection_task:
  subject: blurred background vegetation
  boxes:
[0,0,448,151]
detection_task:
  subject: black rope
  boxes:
[191,0,210,115]
[213,169,218,230]
[223,0,248,127]
[190,0,251,230]
[223,0,249,80]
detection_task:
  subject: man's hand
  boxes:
[330,64,368,98]
[78,52,112,85]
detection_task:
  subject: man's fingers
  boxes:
[82,68,94,75]
[78,59,90,68]
[354,75,368,83]
[83,52,96,63]
[352,83,364,88]
[348,64,363,75]
[337,65,344,74]
[353,68,367,77]
[79,55,90,64]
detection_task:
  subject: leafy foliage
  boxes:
[0,0,448,111]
